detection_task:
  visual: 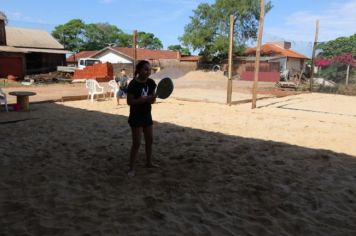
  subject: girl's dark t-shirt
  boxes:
[127,78,157,127]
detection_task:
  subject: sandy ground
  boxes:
[1,72,356,235]
[3,70,295,105]
[1,89,356,235]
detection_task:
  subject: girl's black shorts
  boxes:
[128,114,153,127]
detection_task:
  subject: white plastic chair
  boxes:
[0,88,9,112]
[108,79,119,99]
[85,79,105,102]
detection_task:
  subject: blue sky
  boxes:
[1,0,356,56]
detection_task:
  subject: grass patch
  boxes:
[0,79,23,88]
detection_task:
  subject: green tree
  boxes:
[83,23,123,50]
[52,19,86,52]
[318,34,356,57]
[179,0,272,61]
[52,19,163,52]
[116,32,132,47]
[52,19,164,51]
[168,44,191,55]
[137,31,163,49]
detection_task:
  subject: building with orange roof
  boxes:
[245,41,309,79]
[219,41,309,82]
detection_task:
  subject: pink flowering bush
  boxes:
[333,53,355,66]
[315,58,332,67]
[316,53,355,67]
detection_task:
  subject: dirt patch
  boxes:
[151,68,187,80]
[151,69,227,81]
[180,70,227,81]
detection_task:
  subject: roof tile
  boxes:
[245,43,308,59]
[67,51,98,62]
[112,47,179,60]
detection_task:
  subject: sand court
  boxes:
[274,93,356,117]
[1,93,356,235]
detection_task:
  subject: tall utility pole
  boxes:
[310,19,320,92]
[226,15,235,105]
[133,30,137,77]
[252,0,265,109]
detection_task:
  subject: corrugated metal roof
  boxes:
[0,45,26,53]
[0,46,70,54]
[245,43,308,59]
[20,48,71,54]
[6,27,64,49]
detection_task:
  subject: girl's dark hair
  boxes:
[134,60,150,78]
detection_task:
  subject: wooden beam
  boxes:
[133,30,137,77]
[310,19,320,92]
[226,15,234,105]
[252,0,265,109]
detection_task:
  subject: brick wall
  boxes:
[73,62,113,82]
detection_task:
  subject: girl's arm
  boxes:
[127,93,155,105]
[151,94,157,104]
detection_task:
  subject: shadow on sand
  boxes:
[0,102,356,236]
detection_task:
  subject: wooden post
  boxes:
[62,31,66,50]
[133,30,137,77]
[296,62,306,88]
[346,64,350,86]
[73,51,76,66]
[251,0,265,109]
[310,19,319,92]
[226,15,234,105]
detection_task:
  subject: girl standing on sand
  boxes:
[126,60,157,177]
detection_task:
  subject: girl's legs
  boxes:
[143,125,155,167]
[116,91,120,105]
[129,127,142,173]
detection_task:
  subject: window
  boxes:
[85,60,101,66]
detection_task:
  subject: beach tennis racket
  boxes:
[155,77,174,99]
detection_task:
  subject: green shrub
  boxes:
[0,79,22,87]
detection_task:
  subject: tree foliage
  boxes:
[318,34,356,57]
[318,63,349,84]
[83,23,123,50]
[168,44,191,55]
[52,19,86,52]
[136,32,163,49]
[316,53,356,86]
[116,32,132,47]
[52,20,163,52]
[179,0,272,61]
